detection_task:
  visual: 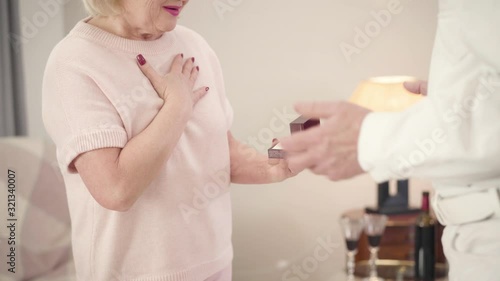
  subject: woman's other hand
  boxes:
[229,133,301,184]
[268,138,301,181]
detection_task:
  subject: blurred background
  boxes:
[1,0,438,280]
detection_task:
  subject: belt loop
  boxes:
[433,193,448,226]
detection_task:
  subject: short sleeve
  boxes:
[42,61,127,174]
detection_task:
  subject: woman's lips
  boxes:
[163,6,181,16]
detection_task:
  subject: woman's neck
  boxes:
[87,16,163,41]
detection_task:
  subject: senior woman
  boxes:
[42,1,295,280]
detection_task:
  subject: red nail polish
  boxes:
[205,87,210,91]
[196,66,199,71]
[191,57,195,62]
[136,54,146,66]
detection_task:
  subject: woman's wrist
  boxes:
[159,96,192,121]
[268,161,292,183]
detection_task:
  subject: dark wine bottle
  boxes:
[414,192,436,280]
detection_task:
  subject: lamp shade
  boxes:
[349,76,423,112]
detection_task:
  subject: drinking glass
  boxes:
[339,216,364,280]
[363,214,388,281]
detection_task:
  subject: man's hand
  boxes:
[280,101,371,181]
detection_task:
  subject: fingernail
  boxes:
[181,53,184,58]
[136,54,146,66]
[191,57,195,62]
[196,66,200,71]
[205,87,210,91]
[272,138,278,142]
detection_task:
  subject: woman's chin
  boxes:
[142,24,176,39]
[165,24,177,31]
[157,22,177,33]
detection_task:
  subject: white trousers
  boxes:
[442,218,500,281]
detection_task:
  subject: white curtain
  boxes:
[0,0,27,136]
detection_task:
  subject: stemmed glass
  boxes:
[363,214,388,281]
[339,216,365,280]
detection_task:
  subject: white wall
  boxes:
[18,0,86,138]
[63,0,86,34]
[23,0,439,280]
[19,0,68,138]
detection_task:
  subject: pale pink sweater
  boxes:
[42,18,234,281]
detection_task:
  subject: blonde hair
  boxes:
[82,0,122,16]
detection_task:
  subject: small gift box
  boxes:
[268,116,320,159]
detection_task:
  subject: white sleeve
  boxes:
[358,0,500,185]
[458,0,500,70]
[358,82,500,185]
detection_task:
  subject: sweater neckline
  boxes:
[70,17,175,55]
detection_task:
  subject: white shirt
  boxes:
[358,0,500,188]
